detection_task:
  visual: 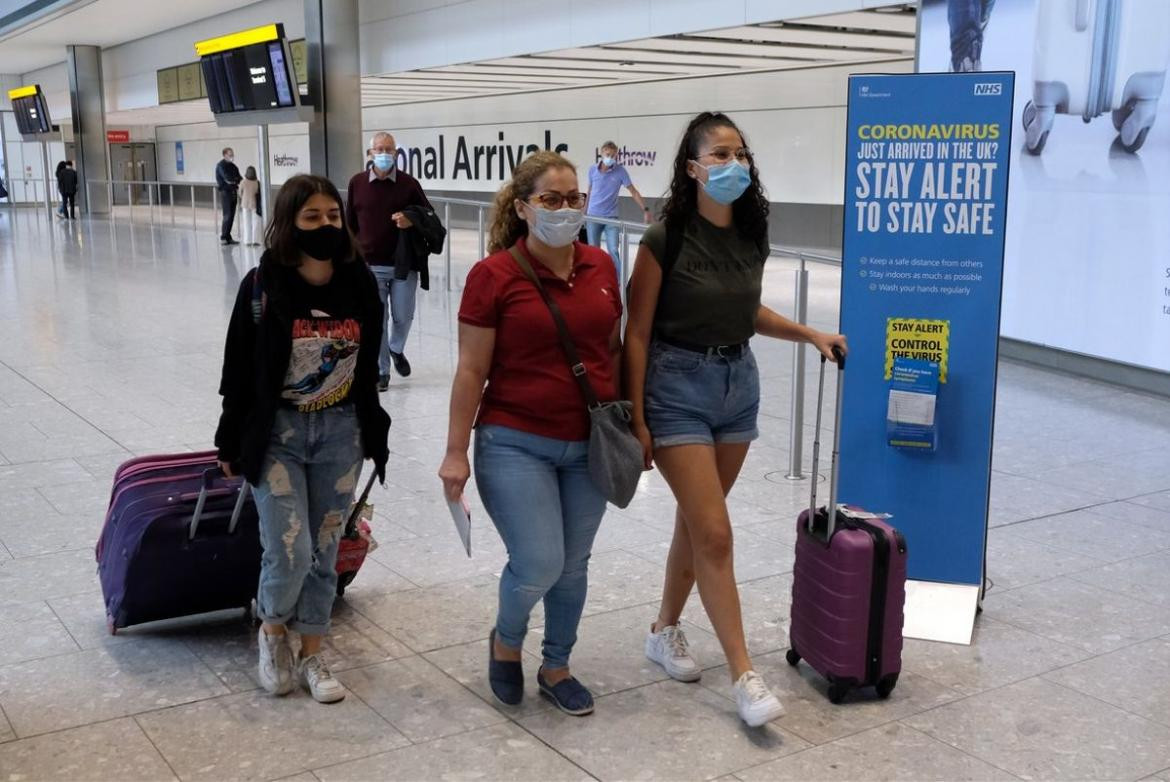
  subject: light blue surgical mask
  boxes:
[694,160,751,205]
[373,152,395,172]
[526,205,585,248]
[601,155,615,167]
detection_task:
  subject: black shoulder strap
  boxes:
[508,246,601,411]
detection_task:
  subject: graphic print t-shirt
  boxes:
[281,275,362,412]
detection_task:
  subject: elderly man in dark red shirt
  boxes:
[346,131,433,391]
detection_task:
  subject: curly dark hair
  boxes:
[659,112,769,244]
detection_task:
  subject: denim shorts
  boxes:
[643,341,760,449]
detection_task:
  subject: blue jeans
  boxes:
[252,405,363,636]
[370,265,418,375]
[948,0,996,71]
[586,220,621,281]
[474,424,607,669]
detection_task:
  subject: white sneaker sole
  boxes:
[739,700,785,728]
[305,683,346,704]
[644,642,702,683]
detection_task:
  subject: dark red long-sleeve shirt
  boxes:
[345,168,432,266]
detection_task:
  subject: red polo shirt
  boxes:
[459,238,622,441]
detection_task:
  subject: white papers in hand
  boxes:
[448,496,471,557]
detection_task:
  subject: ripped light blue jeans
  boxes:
[252,405,363,636]
[474,424,607,669]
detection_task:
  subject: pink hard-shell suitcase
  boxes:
[786,349,908,704]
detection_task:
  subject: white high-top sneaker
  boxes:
[644,623,702,682]
[733,670,785,727]
[257,628,294,696]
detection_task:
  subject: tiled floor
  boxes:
[2,207,1170,781]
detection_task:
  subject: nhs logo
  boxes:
[974,82,1003,96]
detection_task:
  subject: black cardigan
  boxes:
[214,253,391,485]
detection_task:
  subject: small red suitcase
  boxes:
[786,350,908,704]
[335,469,378,597]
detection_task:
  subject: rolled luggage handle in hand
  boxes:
[189,468,251,541]
[819,346,847,371]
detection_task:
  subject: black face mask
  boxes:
[294,224,347,261]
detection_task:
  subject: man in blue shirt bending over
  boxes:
[584,140,652,281]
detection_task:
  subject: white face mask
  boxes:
[525,204,585,248]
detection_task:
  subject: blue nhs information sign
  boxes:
[837,73,1014,586]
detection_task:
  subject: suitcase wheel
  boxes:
[876,674,898,699]
[1022,101,1052,155]
[785,649,801,667]
[827,680,850,705]
[1114,98,1156,153]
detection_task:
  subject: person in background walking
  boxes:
[56,161,78,219]
[583,140,652,280]
[346,132,433,391]
[240,166,262,247]
[216,147,242,246]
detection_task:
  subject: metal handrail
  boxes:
[61,181,835,478]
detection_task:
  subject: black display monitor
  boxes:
[196,23,298,115]
[9,86,52,135]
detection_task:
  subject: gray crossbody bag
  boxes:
[509,246,644,508]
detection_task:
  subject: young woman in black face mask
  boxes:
[214,174,390,704]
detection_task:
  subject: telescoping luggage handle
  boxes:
[189,468,251,541]
[808,346,847,539]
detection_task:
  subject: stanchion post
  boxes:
[785,258,810,480]
[476,205,485,261]
[444,201,452,292]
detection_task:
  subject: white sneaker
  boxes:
[645,624,702,682]
[299,654,346,703]
[257,628,294,696]
[734,671,785,727]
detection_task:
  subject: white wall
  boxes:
[363,58,913,205]
[100,0,304,113]
[155,121,309,184]
[358,0,909,75]
[17,61,68,125]
[2,111,65,203]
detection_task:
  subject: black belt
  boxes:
[657,335,749,358]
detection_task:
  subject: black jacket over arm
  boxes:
[214,253,391,485]
[393,204,446,291]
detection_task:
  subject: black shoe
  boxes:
[488,629,524,706]
[377,375,390,392]
[537,670,594,716]
[390,351,411,378]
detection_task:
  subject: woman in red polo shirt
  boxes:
[439,151,621,717]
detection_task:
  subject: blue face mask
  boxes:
[601,156,615,167]
[373,152,395,171]
[695,160,751,205]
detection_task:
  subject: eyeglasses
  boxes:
[528,191,587,210]
[698,147,752,164]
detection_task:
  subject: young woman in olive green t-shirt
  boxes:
[623,111,847,728]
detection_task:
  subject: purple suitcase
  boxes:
[97,453,261,633]
[786,350,907,704]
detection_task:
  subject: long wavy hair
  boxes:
[488,151,576,253]
[660,112,769,245]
